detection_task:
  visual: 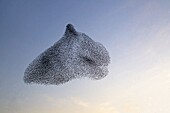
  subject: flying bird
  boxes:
[24,24,110,85]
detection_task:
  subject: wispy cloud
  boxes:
[69,97,89,107]
[98,102,120,113]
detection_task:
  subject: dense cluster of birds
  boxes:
[24,24,110,85]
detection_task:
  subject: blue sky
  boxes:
[0,0,170,113]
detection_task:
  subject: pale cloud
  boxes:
[46,96,89,107]
[44,95,122,113]
[45,95,67,105]
[98,102,120,113]
[122,101,141,113]
[69,97,89,107]
[117,67,170,113]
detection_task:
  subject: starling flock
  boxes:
[24,24,110,85]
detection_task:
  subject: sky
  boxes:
[0,0,170,113]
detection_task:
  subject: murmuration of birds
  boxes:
[24,24,110,85]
